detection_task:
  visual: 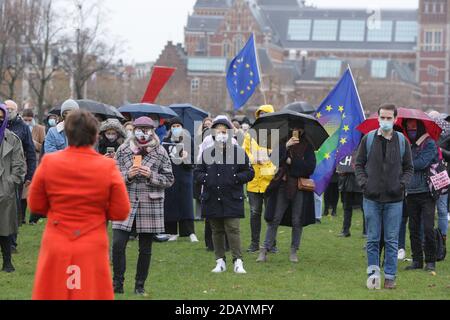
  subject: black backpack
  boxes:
[435,228,447,262]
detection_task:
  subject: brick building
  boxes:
[154,0,450,117]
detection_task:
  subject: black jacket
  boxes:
[7,116,36,181]
[194,143,255,219]
[355,132,414,203]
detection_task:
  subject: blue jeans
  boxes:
[437,193,448,237]
[364,198,403,280]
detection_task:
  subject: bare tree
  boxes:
[60,0,117,100]
[25,0,63,121]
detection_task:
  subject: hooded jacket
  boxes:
[243,105,276,193]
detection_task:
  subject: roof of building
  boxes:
[194,0,233,9]
[260,7,418,52]
[186,15,224,33]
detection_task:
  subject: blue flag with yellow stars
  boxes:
[226,34,261,110]
[311,67,366,196]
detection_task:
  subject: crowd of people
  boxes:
[0,99,449,299]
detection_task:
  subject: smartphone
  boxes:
[133,155,142,167]
[106,147,115,155]
[293,130,299,139]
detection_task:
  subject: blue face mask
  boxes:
[48,119,57,127]
[171,127,183,138]
[408,130,417,141]
[379,120,394,132]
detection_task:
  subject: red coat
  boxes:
[28,146,130,300]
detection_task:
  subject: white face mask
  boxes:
[215,132,229,144]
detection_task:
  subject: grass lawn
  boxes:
[1,204,450,300]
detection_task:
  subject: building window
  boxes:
[315,60,342,78]
[234,34,244,55]
[371,60,388,78]
[191,79,200,92]
[223,41,231,58]
[428,83,438,95]
[367,20,393,42]
[424,30,443,51]
[428,65,439,77]
[339,20,365,41]
[312,20,338,41]
[287,19,312,41]
[395,21,418,42]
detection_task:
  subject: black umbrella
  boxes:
[251,110,329,150]
[48,99,124,120]
[283,101,316,115]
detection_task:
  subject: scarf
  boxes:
[129,133,160,156]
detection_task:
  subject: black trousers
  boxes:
[0,236,11,264]
[407,193,437,264]
[342,192,365,234]
[112,228,153,284]
[324,182,339,214]
[165,220,195,237]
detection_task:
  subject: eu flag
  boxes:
[226,34,261,110]
[311,67,366,195]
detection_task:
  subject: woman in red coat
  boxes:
[28,110,130,300]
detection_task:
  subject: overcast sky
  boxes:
[106,0,419,63]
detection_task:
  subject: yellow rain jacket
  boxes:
[243,105,277,193]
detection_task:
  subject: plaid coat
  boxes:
[112,140,174,233]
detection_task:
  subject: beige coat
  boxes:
[0,129,26,236]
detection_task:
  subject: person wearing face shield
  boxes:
[112,117,174,296]
[162,117,198,243]
[98,119,127,158]
[0,104,26,273]
[5,100,36,252]
[355,103,414,290]
[194,118,255,274]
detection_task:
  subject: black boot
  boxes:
[113,279,124,294]
[425,262,436,272]
[405,261,423,270]
[0,237,14,273]
[134,280,146,296]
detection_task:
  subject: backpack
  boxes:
[435,228,447,262]
[366,130,406,159]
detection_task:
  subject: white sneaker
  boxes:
[189,234,199,243]
[233,259,247,274]
[398,249,406,260]
[211,258,226,273]
[366,266,381,290]
[168,234,178,242]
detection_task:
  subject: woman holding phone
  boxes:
[162,117,198,243]
[112,116,174,296]
[98,119,126,158]
[257,127,317,264]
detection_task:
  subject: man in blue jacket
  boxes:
[5,100,36,252]
[44,99,79,154]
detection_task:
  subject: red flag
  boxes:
[141,66,176,103]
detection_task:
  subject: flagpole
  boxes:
[252,32,268,105]
[347,64,366,120]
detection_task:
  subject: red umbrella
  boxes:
[356,107,442,141]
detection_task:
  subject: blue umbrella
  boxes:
[169,104,209,137]
[118,103,178,120]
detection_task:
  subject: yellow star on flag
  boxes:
[240,90,245,95]
[343,125,350,132]
[340,138,347,145]
[326,105,333,112]
[338,106,344,113]
[246,64,250,68]
[324,153,331,160]
[316,112,322,119]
